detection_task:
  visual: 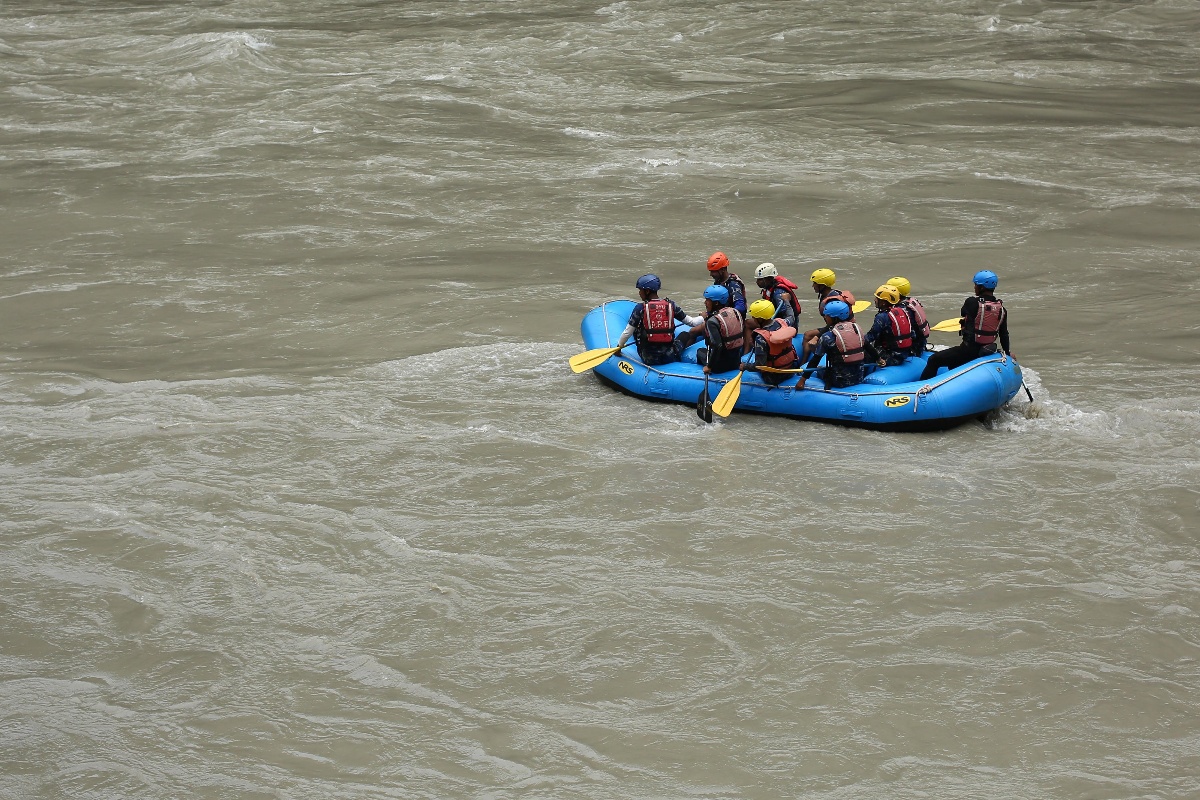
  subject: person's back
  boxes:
[742,299,798,386]
[918,270,1012,381]
[796,300,865,391]
[706,251,748,316]
[886,276,930,356]
[864,285,913,367]
[616,274,703,366]
[697,285,744,374]
[753,263,800,329]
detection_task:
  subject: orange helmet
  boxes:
[707,251,730,272]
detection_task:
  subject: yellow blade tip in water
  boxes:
[711,371,743,417]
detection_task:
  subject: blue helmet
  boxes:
[973,270,999,289]
[635,273,661,291]
[823,299,851,320]
[703,285,730,304]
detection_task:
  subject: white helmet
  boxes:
[754,262,778,279]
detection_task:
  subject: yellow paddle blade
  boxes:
[711,371,743,418]
[569,346,621,373]
[930,317,962,332]
[851,300,871,313]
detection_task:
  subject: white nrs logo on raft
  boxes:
[884,395,911,408]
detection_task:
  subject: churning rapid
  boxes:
[2,2,1198,798]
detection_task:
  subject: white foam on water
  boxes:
[563,127,611,140]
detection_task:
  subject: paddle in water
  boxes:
[711,371,743,418]
[928,317,1033,401]
[696,370,713,423]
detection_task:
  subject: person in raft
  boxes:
[614,273,704,366]
[885,275,931,356]
[704,251,747,316]
[864,284,914,367]
[684,251,748,346]
[802,267,857,360]
[749,262,801,330]
[795,300,866,391]
[918,269,1012,381]
[693,285,745,374]
[739,299,799,386]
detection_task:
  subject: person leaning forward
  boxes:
[750,262,800,329]
[615,273,704,366]
[696,285,745,374]
[885,275,931,356]
[918,270,1012,381]
[705,251,747,316]
[802,267,857,360]
[740,299,799,386]
[685,251,749,345]
[864,284,914,367]
[796,300,866,391]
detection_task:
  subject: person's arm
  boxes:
[864,312,887,345]
[999,310,1012,356]
[741,334,764,371]
[775,291,797,327]
[671,301,703,329]
[730,281,747,315]
[617,305,642,348]
[795,336,828,388]
[959,296,978,341]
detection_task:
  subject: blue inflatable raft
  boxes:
[580,300,1025,432]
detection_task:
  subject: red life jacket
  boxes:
[972,297,1006,345]
[818,288,857,316]
[642,299,676,343]
[831,321,865,364]
[754,323,798,368]
[900,296,930,338]
[886,306,914,351]
[710,306,744,352]
[761,276,802,318]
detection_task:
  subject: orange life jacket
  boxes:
[754,322,798,369]
[818,288,857,316]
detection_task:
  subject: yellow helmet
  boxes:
[886,275,911,296]
[875,284,900,305]
[810,268,836,287]
[748,299,776,320]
